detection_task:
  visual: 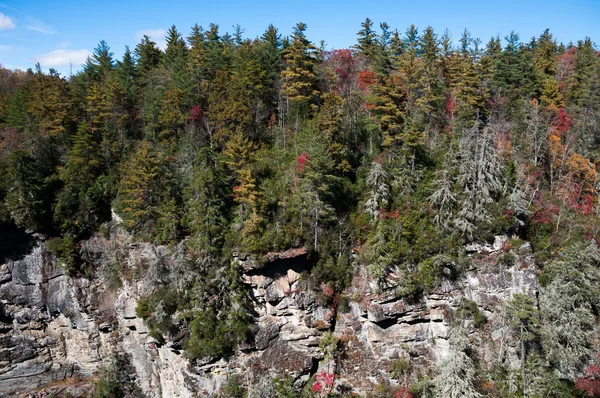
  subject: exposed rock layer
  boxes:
[0,230,536,397]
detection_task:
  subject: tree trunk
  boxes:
[521,329,527,397]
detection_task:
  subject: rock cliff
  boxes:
[0,228,536,397]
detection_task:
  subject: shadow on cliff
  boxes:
[0,223,35,264]
[245,253,311,279]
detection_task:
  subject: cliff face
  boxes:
[0,229,537,397]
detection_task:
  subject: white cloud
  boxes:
[34,49,92,67]
[135,28,166,50]
[0,44,15,51]
[57,41,70,48]
[0,12,15,30]
[0,4,18,12]
[25,17,55,34]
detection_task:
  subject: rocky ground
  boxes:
[0,225,536,397]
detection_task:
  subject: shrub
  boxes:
[135,287,181,343]
[46,235,77,271]
[92,362,124,398]
[456,298,487,328]
[390,357,411,379]
[498,252,516,267]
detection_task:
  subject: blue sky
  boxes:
[0,0,598,76]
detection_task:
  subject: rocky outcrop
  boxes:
[0,230,537,396]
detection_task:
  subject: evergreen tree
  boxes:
[368,73,405,147]
[54,121,108,235]
[84,40,114,81]
[184,148,229,260]
[116,46,139,107]
[258,24,283,114]
[135,35,162,75]
[280,22,320,118]
[540,243,600,380]
[364,161,389,223]
[506,293,541,397]
[417,26,445,127]
[434,329,482,398]
[4,151,47,231]
[115,141,180,243]
[164,25,191,93]
[568,38,599,109]
[354,18,378,63]
[454,124,504,238]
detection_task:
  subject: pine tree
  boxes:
[364,161,389,223]
[434,329,482,398]
[492,32,538,103]
[159,87,187,143]
[399,25,422,117]
[4,151,46,231]
[429,169,456,230]
[354,18,378,63]
[540,77,564,109]
[540,243,600,380]
[135,35,162,75]
[202,23,228,82]
[417,26,445,126]
[187,23,206,98]
[280,22,320,118]
[454,124,504,238]
[532,29,558,83]
[368,73,405,147]
[164,25,191,93]
[84,40,114,81]
[374,22,393,74]
[116,46,139,107]
[4,86,31,133]
[258,24,283,115]
[568,38,600,113]
[115,141,179,243]
[316,91,351,173]
[506,293,541,397]
[54,121,108,235]
[28,71,72,141]
[184,148,229,260]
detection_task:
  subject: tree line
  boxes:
[1,19,600,396]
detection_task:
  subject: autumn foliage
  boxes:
[576,364,600,397]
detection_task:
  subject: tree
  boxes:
[540,243,600,380]
[184,148,230,262]
[364,161,389,223]
[429,169,456,230]
[116,46,139,109]
[163,25,191,93]
[532,29,558,83]
[28,71,72,142]
[4,151,47,230]
[568,38,598,109]
[186,258,253,359]
[84,40,114,81]
[491,31,538,120]
[54,121,108,235]
[354,18,378,63]
[506,293,540,397]
[417,26,445,128]
[115,141,180,243]
[280,22,320,119]
[135,35,162,75]
[576,362,600,397]
[454,124,504,238]
[258,24,283,114]
[434,329,482,398]
[368,73,405,147]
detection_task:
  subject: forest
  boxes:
[1,17,600,397]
